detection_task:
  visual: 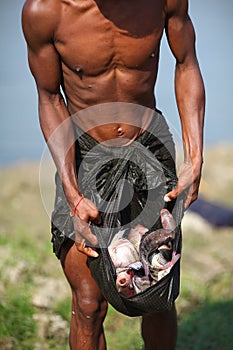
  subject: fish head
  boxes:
[155,229,175,246]
[139,228,174,276]
[116,271,134,297]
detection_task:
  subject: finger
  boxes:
[75,239,99,258]
[74,217,99,246]
[82,225,99,246]
[164,188,179,202]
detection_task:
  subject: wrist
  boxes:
[183,137,203,164]
[184,151,203,167]
[65,189,83,209]
[70,194,85,217]
[60,173,82,208]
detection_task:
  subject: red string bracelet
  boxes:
[70,194,84,217]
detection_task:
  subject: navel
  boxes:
[117,127,123,136]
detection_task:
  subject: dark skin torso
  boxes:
[57,0,163,109]
[55,0,165,143]
[24,0,172,145]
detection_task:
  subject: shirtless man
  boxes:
[22,0,205,349]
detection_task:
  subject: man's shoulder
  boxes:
[22,0,61,22]
[22,0,61,42]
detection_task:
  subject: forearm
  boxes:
[165,2,205,207]
[175,61,205,167]
[39,92,82,207]
[38,91,99,251]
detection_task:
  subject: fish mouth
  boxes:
[118,278,127,286]
[158,234,174,247]
[158,242,173,251]
[151,242,173,262]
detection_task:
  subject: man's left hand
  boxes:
[164,161,202,210]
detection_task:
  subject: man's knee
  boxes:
[60,242,108,328]
[77,297,107,320]
[73,290,108,324]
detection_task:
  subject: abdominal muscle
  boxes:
[55,0,164,146]
[65,69,156,146]
[70,101,155,147]
[81,122,151,147]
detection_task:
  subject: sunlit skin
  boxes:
[22,0,205,349]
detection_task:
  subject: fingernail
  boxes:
[164,195,172,202]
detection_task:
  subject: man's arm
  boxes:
[22,0,99,255]
[165,0,205,209]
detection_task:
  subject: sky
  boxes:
[0,0,233,165]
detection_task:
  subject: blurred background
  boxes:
[0,1,232,349]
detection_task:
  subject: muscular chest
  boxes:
[55,0,165,75]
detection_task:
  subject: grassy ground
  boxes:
[0,145,233,349]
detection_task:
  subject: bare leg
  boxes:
[60,240,108,350]
[141,304,177,350]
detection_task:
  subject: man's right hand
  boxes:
[72,197,101,258]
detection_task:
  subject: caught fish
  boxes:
[108,226,146,297]
[132,271,151,294]
[108,229,140,268]
[115,270,135,297]
[160,208,176,231]
[108,209,179,296]
[127,224,148,252]
[139,209,176,277]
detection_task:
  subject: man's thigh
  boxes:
[60,239,105,302]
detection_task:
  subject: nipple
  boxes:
[75,66,83,73]
[75,66,83,79]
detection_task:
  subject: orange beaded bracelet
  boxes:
[70,194,85,217]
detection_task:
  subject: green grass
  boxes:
[0,288,37,350]
[177,300,233,350]
[206,271,233,302]
[53,298,72,323]
[176,271,233,350]
[105,306,142,350]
